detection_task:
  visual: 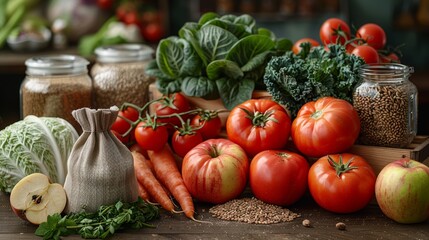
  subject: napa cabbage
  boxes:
[0,115,78,193]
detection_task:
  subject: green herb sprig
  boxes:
[35,198,159,240]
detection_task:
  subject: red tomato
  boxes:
[250,150,309,206]
[153,93,192,133]
[308,154,376,213]
[319,18,351,45]
[291,97,360,158]
[142,22,164,43]
[123,11,141,26]
[111,106,139,135]
[191,111,222,139]
[380,52,400,63]
[356,23,387,50]
[351,45,379,64]
[226,99,292,157]
[292,38,320,54]
[111,129,130,144]
[134,120,168,151]
[97,0,113,10]
[172,131,204,158]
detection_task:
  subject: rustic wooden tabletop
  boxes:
[1,191,428,240]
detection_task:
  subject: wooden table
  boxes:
[1,191,428,240]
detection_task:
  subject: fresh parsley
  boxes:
[35,198,159,240]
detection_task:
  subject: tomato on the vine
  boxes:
[172,130,204,158]
[226,99,291,157]
[191,110,222,140]
[380,52,400,63]
[250,150,309,206]
[291,97,360,158]
[356,23,387,50]
[319,18,351,45]
[308,153,376,213]
[134,119,168,151]
[111,106,139,135]
[292,38,320,54]
[351,45,379,64]
[153,93,192,133]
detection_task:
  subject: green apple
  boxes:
[375,158,429,224]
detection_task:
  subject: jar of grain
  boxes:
[20,55,92,131]
[353,63,418,148]
[91,44,155,109]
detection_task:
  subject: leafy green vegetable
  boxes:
[264,44,365,118]
[0,116,78,193]
[146,12,292,110]
[35,198,159,240]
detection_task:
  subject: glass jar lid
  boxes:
[359,63,414,82]
[25,55,89,76]
[94,44,154,63]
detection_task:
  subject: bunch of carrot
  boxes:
[132,144,202,222]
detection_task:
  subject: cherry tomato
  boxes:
[142,22,164,43]
[308,153,376,213]
[191,110,222,139]
[134,120,168,151]
[111,129,130,144]
[97,0,113,10]
[292,38,320,54]
[291,97,360,158]
[380,52,400,63]
[319,18,351,45]
[356,23,387,50]
[226,99,292,157]
[111,106,139,135]
[172,130,204,158]
[153,93,192,133]
[250,150,309,206]
[123,11,142,26]
[351,45,379,64]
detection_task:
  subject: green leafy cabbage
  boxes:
[0,116,79,193]
[145,12,292,110]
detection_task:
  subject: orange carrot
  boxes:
[137,181,150,202]
[147,144,197,221]
[132,151,176,212]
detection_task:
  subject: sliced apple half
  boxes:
[10,173,67,225]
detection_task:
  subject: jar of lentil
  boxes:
[20,55,92,131]
[353,63,418,148]
[91,44,155,109]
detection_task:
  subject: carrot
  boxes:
[147,144,200,221]
[137,181,150,202]
[132,151,176,213]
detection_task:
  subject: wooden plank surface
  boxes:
[1,191,428,239]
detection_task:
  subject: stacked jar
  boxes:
[20,55,92,131]
[91,44,155,109]
[353,63,418,148]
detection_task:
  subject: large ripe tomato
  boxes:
[134,120,168,151]
[181,139,249,204]
[250,150,309,206]
[191,110,222,140]
[153,93,191,132]
[226,99,291,157]
[319,18,351,45]
[291,97,360,158]
[308,153,376,213]
[292,38,320,54]
[111,106,140,134]
[351,45,379,64]
[356,23,387,50]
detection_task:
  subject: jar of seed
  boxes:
[353,63,418,148]
[20,55,92,131]
[91,44,155,109]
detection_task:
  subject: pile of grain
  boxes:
[209,197,300,224]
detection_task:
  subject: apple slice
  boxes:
[10,173,67,225]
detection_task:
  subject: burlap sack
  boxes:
[63,106,138,213]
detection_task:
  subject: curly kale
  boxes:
[263,44,365,118]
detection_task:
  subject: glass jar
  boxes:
[91,44,155,109]
[353,63,418,148]
[20,55,92,131]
